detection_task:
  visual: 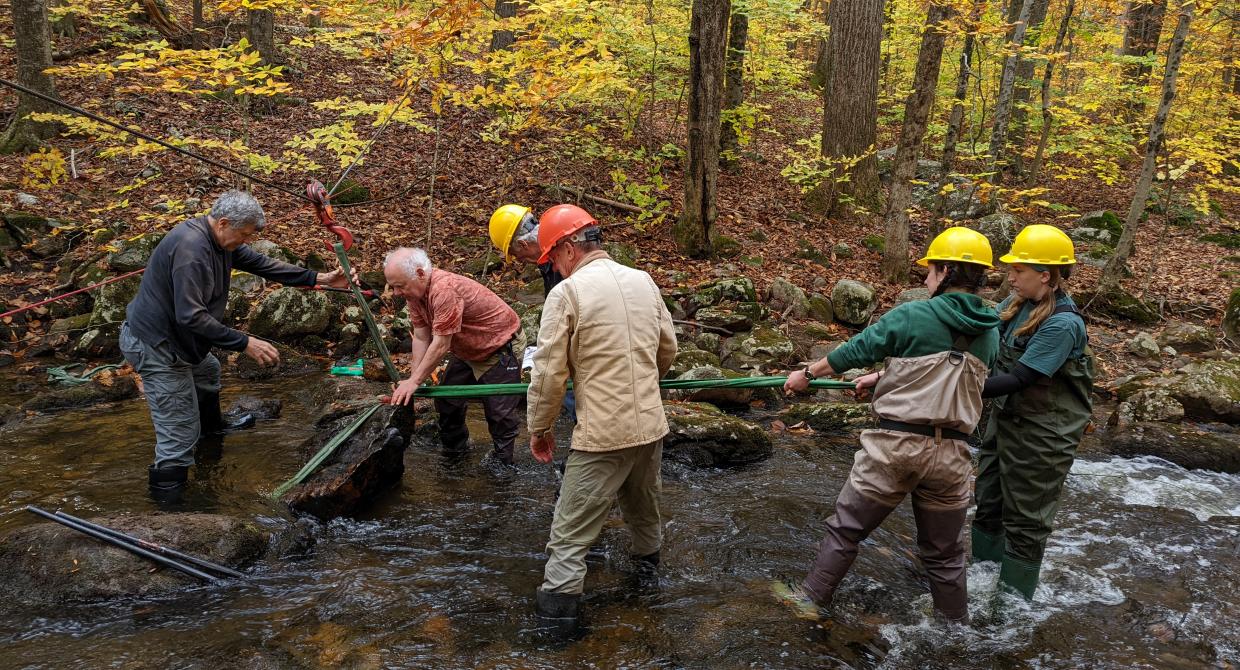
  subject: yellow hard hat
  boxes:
[916,226,994,268]
[999,224,1076,266]
[489,204,531,261]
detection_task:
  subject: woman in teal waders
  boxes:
[971,224,1095,600]
[777,227,1001,623]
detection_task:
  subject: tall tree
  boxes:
[720,2,749,170]
[809,0,884,215]
[1,0,61,154]
[675,0,731,258]
[1005,0,1051,178]
[1100,0,1195,292]
[881,0,953,282]
[192,0,204,48]
[1026,0,1076,183]
[987,0,1034,184]
[937,0,984,222]
[248,9,278,65]
[1119,0,1168,117]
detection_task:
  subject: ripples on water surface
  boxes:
[0,372,1236,668]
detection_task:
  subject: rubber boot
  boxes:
[914,505,970,624]
[534,589,583,640]
[147,464,189,504]
[998,554,1041,601]
[970,524,1005,563]
[198,391,254,436]
[802,483,897,605]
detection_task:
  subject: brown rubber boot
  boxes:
[802,482,897,604]
[913,504,970,623]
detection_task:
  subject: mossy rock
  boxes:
[605,241,639,268]
[693,307,752,335]
[861,234,885,252]
[696,332,722,355]
[247,287,337,340]
[712,278,757,303]
[1168,360,1240,423]
[1086,244,1115,260]
[746,230,768,243]
[781,402,872,432]
[664,402,772,467]
[733,325,795,364]
[1223,287,1240,341]
[832,243,853,259]
[711,234,743,259]
[1199,233,1240,249]
[669,346,722,378]
[519,304,544,344]
[796,238,831,267]
[50,313,91,335]
[667,365,753,408]
[248,240,299,265]
[330,179,370,205]
[1079,288,1159,325]
[1074,210,1123,238]
[831,279,878,326]
[106,232,166,272]
[3,212,51,243]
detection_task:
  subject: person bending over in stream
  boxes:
[121,190,355,502]
[776,227,1000,624]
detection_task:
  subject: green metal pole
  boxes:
[332,242,401,382]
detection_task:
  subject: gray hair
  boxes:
[513,212,539,246]
[210,190,266,230]
[384,247,432,278]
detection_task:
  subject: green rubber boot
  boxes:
[970,525,1005,563]
[998,554,1041,601]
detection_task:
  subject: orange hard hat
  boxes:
[537,204,597,264]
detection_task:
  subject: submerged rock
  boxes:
[280,390,416,519]
[0,513,267,607]
[664,402,772,467]
[20,373,139,413]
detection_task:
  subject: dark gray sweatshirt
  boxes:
[125,216,317,364]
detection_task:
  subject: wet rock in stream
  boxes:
[279,378,416,519]
[19,373,139,413]
[664,402,772,467]
[0,513,268,608]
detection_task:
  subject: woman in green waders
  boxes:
[971,224,1094,600]
[776,227,1000,623]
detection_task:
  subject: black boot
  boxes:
[534,589,583,639]
[148,464,189,504]
[198,390,255,436]
[634,550,660,576]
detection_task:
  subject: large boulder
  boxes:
[21,370,139,413]
[831,280,878,326]
[518,304,544,345]
[106,233,165,272]
[666,365,753,408]
[247,287,336,340]
[247,240,300,265]
[86,275,141,330]
[1158,321,1214,354]
[664,402,772,467]
[713,278,757,303]
[1114,388,1185,425]
[972,210,1020,258]
[1099,422,1240,474]
[732,326,795,365]
[1166,361,1240,423]
[1127,332,1161,359]
[0,513,268,607]
[280,388,416,519]
[669,346,722,378]
[3,211,53,245]
[767,278,810,319]
[694,307,753,334]
[781,402,872,432]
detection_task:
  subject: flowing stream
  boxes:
[0,370,1236,668]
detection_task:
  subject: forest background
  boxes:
[0,0,1237,383]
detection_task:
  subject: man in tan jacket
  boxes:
[525,204,677,630]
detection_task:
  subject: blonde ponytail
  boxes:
[1000,268,1067,337]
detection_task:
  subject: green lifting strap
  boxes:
[271,403,383,499]
[332,242,400,382]
[408,376,856,398]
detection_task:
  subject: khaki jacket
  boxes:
[527,251,676,452]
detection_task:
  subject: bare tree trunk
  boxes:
[937,0,984,223]
[1100,0,1194,292]
[1120,0,1167,117]
[987,0,1033,184]
[675,0,731,258]
[192,0,204,48]
[1,0,61,154]
[141,0,188,47]
[881,0,953,283]
[1026,0,1076,183]
[248,9,278,65]
[1005,0,1051,179]
[489,0,517,51]
[720,5,749,171]
[809,0,884,215]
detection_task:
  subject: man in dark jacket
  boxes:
[120,190,354,499]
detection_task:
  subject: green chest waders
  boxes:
[972,302,1095,599]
